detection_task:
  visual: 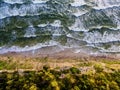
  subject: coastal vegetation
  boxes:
[0,56,120,90]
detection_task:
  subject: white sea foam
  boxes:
[38,24,48,27]
[70,0,120,9]
[50,20,61,27]
[93,0,120,9]
[84,31,120,44]
[66,34,73,38]
[73,11,88,17]
[94,4,120,9]
[70,7,89,17]
[24,26,36,38]
[69,18,87,31]
[38,20,61,27]
[32,0,49,4]
[0,40,59,54]
[3,0,49,4]
[0,3,46,19]
[3,0,24,4]
[70,0,86,7]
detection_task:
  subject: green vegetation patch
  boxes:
[0,66,120,90]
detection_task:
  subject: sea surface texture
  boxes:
[0,0,120,54]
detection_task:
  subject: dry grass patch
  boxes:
[0,55,120,73]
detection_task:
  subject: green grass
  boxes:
[0,61,7,70]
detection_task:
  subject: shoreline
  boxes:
[0,48,120,72]
[0,47,120,60]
